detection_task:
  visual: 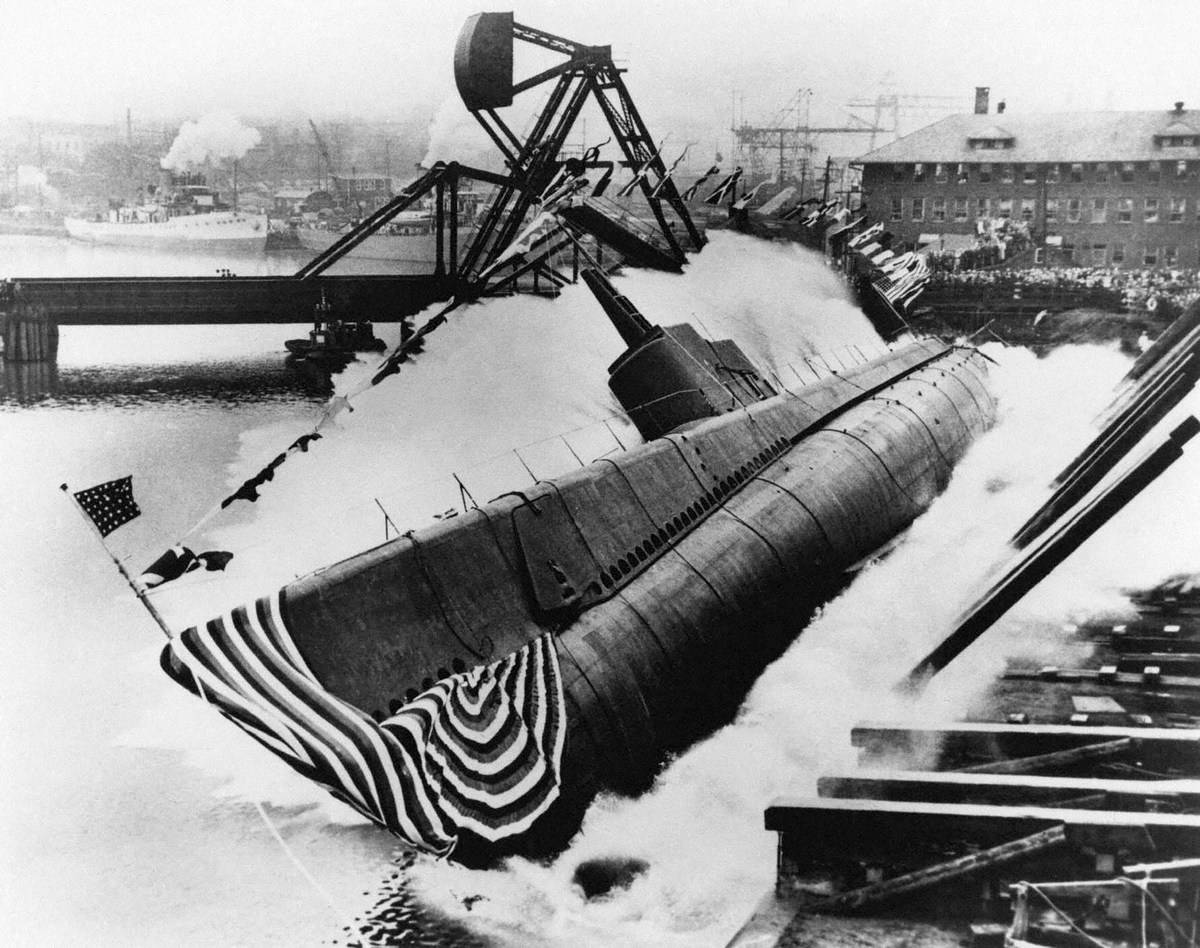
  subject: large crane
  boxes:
[844,93,965,150]
[732,88,887,189]
[308,120,335,192]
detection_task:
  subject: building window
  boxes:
[1067,198,1082,223]
[1094,162,1109,183]
[892,164,905,182]
[1169,197,1185,222]
[998,197,1013,219]
[1023,165,1037,185]
[1119,162,1136,183]
[1117,198,1133,223]
[1046,164,1061,184]
[934,163,948,183]
[1147,161,1161,184]
[1165,246,1179,266]
[1000,164,1014,184]
[1144,246,1158,266]
[1061,242,1075,262]
[913,163,926,183]
[1045,198,1059,223]
[890,198,903,221]
[1092,198,1107,224]
[1145,198,1159,223]
[977,197,989,219]
[956,163,968,184]
[912,197,925,221]
[1111,243,1125,264]
[1091,243,1107,265]
[931,198,946,222]
[954,197,968,221]
[1021,198,1035,221]
[1176,160,1189,180]
[979,163,992,183]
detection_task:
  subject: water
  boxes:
[2,232,1198,946]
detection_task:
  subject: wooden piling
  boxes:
[1,300,58,363]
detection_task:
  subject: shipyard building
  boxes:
[854,92,1200,268]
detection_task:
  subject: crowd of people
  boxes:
[926,265,1200,313]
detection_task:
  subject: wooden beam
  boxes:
[796,825,1067,915]
[817,769,1200,809]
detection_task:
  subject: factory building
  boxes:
[854,92,1200,268]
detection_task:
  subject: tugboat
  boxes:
[284,292,386,364]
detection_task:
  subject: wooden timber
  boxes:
[816,770,1200,811]
[851,722,1200,773]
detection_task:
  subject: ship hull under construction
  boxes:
[162,333,995,861]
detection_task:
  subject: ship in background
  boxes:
[64,171,267,251]
[293,188,484,265]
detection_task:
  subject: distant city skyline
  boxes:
[3,0,1195,157]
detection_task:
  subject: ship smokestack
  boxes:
[974,87,990,115]
[580,268,654,348]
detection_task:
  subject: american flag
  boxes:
[73,476,140,536]
[162,593,567,856]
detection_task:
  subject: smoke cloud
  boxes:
[160,112,261,171]
[420,97,511,169]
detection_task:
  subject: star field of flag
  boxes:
[74,476,140,536]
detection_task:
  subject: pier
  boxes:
[729,605,1200,947]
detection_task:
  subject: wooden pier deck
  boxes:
[728,603,1200,947]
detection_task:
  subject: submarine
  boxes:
[161,267,997,863]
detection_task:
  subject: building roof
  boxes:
[856,108,1200,164]
[967,124,1014,141]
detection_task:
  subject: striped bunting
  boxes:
[160,592,567,857]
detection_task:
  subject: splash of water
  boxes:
[406,343,1200,947]
[130,230,1200,945]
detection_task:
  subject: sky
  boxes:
[2,0,1196,143]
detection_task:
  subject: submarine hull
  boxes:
[162,339,995,860]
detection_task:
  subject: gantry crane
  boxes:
[844,92,965,150]
[732,89,887,189]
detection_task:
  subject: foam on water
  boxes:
[123,230,1200,945]
[406,344,1200,948]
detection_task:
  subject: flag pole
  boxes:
[60,483,175,640]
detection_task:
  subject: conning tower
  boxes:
[582,267,776,440]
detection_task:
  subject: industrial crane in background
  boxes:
[308,119,335,193]
[844,89,966,150]
[731,88,887,200]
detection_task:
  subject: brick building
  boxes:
[854,95,1200,268]
[331,173,393,214]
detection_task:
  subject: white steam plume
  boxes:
[160,112,261,171]
[421,97,532,170]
